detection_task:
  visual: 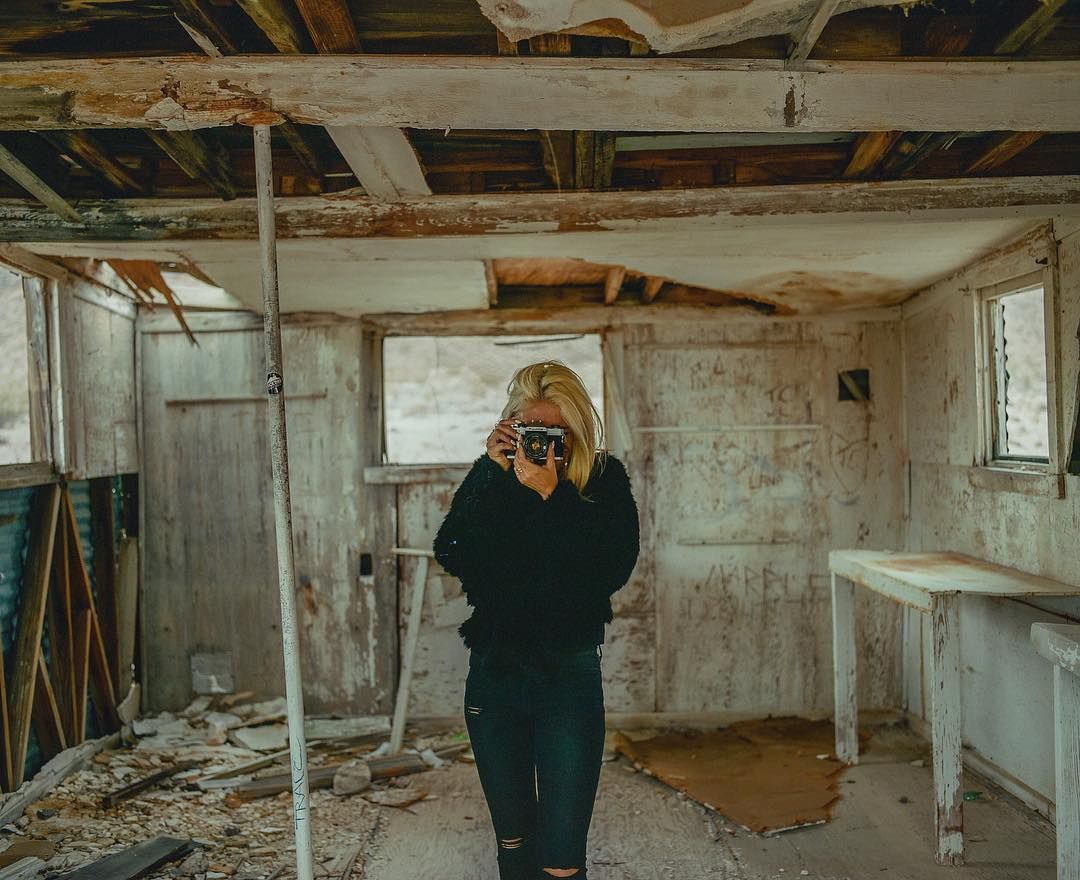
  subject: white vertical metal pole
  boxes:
[252,122,315,880]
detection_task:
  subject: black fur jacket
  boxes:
[432,451,640,667]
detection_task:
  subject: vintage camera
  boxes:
[505,421,566,462]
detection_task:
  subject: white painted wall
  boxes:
[901,221,1080,806]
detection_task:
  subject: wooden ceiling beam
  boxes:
[965,132,1047,175]
[3,176,1078,243]
[642,276,664,304]
[880,1,1067,178]
[277,0,430,199]
[0,142,81,223]
[232,0,309,52]
[325,126,430,199]
[787,0,842,63]
[3,57,1078,133]
[603,266,625,305]
[841,131,901,179]
[146,130,237,201]
[42,132,145,195]
[988,0,1069,55]
[293,0,361,54]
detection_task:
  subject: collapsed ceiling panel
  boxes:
[20,215,1039,314]
[474,0,910,53]
[170,248,490,316]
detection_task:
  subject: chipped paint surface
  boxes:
[903,221,1080,806]
[475,0,905,53]
[2,56,1080,132]
[140,322,396,713]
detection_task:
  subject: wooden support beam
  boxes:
[32,656,67,760]
[7,485,61,787]
[788,0,842,63]
[879,1,1066,178]
[574,131,616,189]
[61,490,120,734]
[45,505,76,745]
[233,0,308,52]
[603,267,626,305]
[283,0,430,200]
[42,133,145,196]
[842,130,902,179]
[539,130,574,191]
[991,0,1069,55]
[965,131,1046,175]
[4,176,1077,243]
[642,276,664,304]
[146,131,237,201]
[172,0,240,53]
[528,33,573,55]
[293,0,360,54]
[879,132,957,177]
[0,143,81,223]
[325,127,431,199]
[2,57,1078,133]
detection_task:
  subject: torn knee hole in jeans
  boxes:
[541,868,580,876]
[498,835,525,849]
[465,704,483,714]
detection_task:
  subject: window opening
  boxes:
[0,266,33,466]
[382,334,604,464]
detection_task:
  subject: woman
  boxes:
[433,360,640,880]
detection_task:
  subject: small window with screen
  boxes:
[984,280,1049,463]
[383,334,604,464]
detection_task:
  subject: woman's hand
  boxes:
[512,442,559,500]
[485,418,519,471]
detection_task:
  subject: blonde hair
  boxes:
[501,360,605,495]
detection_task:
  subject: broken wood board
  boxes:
[614,716,870,833]
[58,836,195,880]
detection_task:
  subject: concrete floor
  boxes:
[362,722,1058,880]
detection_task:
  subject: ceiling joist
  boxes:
[2,176,1078,243]
[2,56,1078,133]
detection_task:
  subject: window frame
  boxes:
[972,266,1063,486]
[0,261,56,489]
[371,329,611,477]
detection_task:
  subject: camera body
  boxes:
[505,421,566,462]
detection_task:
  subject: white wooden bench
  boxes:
[1032,623,1080,880]
[828,549,1080,866]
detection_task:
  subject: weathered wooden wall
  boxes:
[56,280,137,480]
[400,316,906,717]
[138,315,396,713]
[902,220,1080,805]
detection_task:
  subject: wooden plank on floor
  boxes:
[60,836,196,880]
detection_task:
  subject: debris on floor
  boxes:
[0,693,472,879]
[614,716,872,833]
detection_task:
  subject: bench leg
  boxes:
[831,573,858,764]
[930,593,964,866]
[1055,665,1080,880]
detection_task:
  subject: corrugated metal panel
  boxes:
[0,477,123,786]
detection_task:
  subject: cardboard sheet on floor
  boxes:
[614,716,868,833]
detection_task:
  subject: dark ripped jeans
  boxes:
[464,643,606,880]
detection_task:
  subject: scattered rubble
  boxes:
[0,693,473,879]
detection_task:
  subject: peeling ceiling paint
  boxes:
[475,0,913,53]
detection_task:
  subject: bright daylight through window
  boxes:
[383,335,604,464]
[987,283,1049,462]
